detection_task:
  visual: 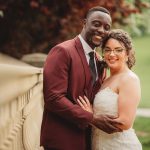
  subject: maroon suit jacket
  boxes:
[40,37,105,150]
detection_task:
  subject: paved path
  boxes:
[136,108,150,117]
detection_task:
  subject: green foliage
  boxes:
[0,0,149,58]
[133,36,150,108]
[134,117,150,150]
[124,9,150,37]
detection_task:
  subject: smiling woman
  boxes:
[77,29,142,150]
[102,29,135,69]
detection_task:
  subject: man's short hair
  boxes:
[85,6,110,19]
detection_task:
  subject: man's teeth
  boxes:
[94,35,101,40]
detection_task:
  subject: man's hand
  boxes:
[91,115,123,134]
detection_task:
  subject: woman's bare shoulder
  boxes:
[120,71,140,87]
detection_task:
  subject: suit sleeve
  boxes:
[43,46,93,129]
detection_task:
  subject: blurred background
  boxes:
[0,0,150,149]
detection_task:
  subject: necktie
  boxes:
[89,52,96,84]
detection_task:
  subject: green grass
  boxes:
[133,36,150,108]
[123,36,150,149]
[134,117,150,150]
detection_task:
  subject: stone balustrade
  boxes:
[0,63,44,150]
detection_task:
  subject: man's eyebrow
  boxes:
[92,20,101,22]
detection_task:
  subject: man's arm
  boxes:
[43,46,93,129]
[91,115,123,133]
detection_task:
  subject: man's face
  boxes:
[83,11,112,49]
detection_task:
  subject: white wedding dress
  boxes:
[92,87,142,150]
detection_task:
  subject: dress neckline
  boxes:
[99,87,118,96]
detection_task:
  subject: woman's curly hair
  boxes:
[101,29,135,69]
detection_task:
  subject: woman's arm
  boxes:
[114,74,141,130]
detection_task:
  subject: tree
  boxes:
[0,0,149,58]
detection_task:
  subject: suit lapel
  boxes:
[74,36,92,91]
[74,37,106,101]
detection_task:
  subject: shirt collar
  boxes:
[78,34,95,55]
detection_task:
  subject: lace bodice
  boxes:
[93,87,118,117]
[92,87,142,150]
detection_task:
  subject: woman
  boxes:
[77,29,142,150]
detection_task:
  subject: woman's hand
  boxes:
[77,96,93,113]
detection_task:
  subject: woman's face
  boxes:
[103,38,128,70]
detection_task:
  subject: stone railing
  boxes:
[0,63,44,150]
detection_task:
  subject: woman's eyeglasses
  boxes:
[103,48,125,55]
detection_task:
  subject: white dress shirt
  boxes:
[78,34,98,80]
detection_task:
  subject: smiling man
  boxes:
[40,6,122,150]
[81,8,111,49]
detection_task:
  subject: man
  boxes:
[40,6,122,150]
